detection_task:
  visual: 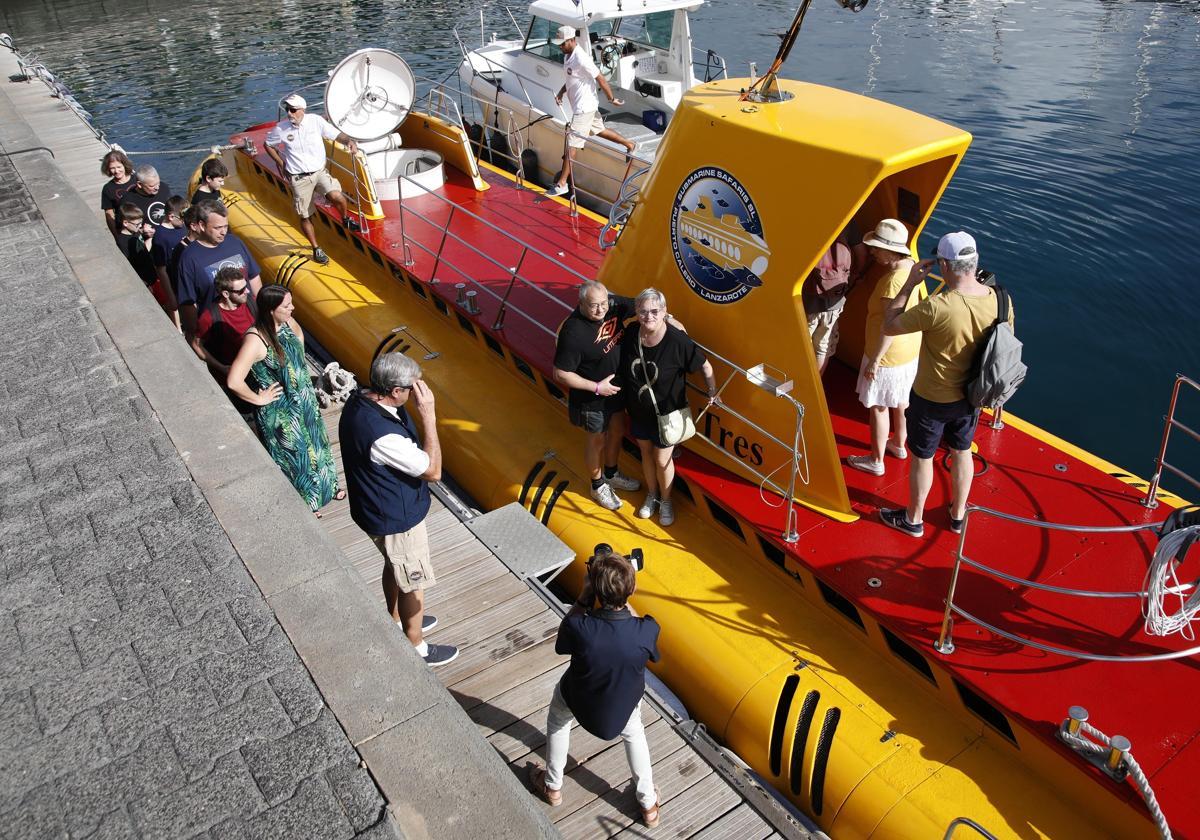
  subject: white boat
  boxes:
[458,0,727,208]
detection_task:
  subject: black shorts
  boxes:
[905,392,980,459]
[568,397,623,434]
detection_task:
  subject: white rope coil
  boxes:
[1142,525,1200,639]
[1060,721,1171,840]
[316,362,357,408]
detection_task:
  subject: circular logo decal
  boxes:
[147,200,167,226]
[670,167,770,304]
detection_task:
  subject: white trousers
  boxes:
[544,681,656,808]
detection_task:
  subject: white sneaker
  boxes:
[636,493,658,519]
[886,440,908,460]
[847,455,885,476]
[545,182,569,197]
[658,499,675,526]
[590,483,622,511]
[607,471,641,491]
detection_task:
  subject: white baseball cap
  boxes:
[937,231,978,261]
[281,93,307,110]
[550,25,577,45]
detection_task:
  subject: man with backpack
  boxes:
[879,231,1018,537]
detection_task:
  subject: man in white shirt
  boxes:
[546,25,637,198]
[264,93,361,266]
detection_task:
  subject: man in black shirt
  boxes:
[553,281,642,511]
[123,165,172,230]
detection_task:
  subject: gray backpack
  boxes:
[967,286,1026,409]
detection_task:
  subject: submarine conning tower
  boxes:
[597,76,972,520]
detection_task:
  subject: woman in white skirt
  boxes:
[847,219,925,476]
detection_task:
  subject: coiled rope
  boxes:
[1059,721,1171,839]
[1142,523,1200,638]
[316,363,357,409]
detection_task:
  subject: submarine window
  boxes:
[704,497,745,541]
[880,626,936,685]
[433,297,449,316]
[954,679,1016,743]
[897,187,921,228]
[512,354,536,381]
[816,580,865,631]
[351,236,365,253]
[544,379,565,401]
[253,162,263,176]
[408,277,428,299]
[455,312,477,336]
[769,674,800,777]
[274,177,288,196]
[483,332,504,356]
[756,534,786,570]
[369,249,384,267]
[621,438,643,462]
[672,475,693,503]
[335,224,348,240]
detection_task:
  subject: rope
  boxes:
[1060,721,1172,839]
[1141,525,1200,638]
[110,142,236,157]
[316,363,357,408]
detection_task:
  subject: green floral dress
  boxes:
[250,324,337,511]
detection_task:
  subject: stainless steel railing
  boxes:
[943,817,998,840]
[1145,374,1200,507]
[933,504,1200,661]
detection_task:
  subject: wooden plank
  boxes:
[490,699,660,766]
[687,803,775,840]
[449,637,565,708]
[430,609,559,686]
[612,773,741,839]
[468,662,568,737]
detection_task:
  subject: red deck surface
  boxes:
[242,134,1198,831]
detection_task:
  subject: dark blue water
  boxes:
[5,0,1198,490]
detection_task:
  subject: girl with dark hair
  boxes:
[227,284,343,514]
[100,149,137,238]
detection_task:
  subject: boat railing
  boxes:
[691,45,729,83]
[1145,373,1200,508]
[943,817,998,840]
[933,504,1200,661]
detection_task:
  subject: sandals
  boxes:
[333,488,347,501]
[529,765,562,806]
[641,786,661,828]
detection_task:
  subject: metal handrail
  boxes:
[1145,374,1200,507]
[943,816,998,840]
[933,504,1197,661]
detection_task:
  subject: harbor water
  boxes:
[4,0,1198,488]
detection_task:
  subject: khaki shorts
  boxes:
[807,309,841,360]
[567,110,605,149]
[370,521,436,594]
[291,170,341,218]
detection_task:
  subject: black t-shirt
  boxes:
[620,324,706,426]
[190,188,224,207]
[100,175,137,212]
[556,608,660,740]
[115,230,157,286]
[121,182,172,229]
[553,295,636,411]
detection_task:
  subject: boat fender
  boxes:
[488,128,512,172]
[519,148,540,187]
[466,122,487,162]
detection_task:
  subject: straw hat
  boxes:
[862,219,911,255]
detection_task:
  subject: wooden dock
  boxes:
[318,409,791,839]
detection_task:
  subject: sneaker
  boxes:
[590,482,622,511]
[847,455,885,476]
[607,471,641,491]
[879,507,924,538]
[658,499,675,527]
[886,440,907,460]
[343,215,362,232]
[422,643,459,666]
[311,247,330,265]
[636,493,658,519]
[948,507,965,535]
[545,182,569,197]
[394,615,439,632]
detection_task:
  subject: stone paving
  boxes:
[0,155,402,838]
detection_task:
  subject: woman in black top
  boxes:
[100,149,137,238]
[620,288,716,527]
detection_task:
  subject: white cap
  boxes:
[937,231,978,261]
[550,25,576,45]
[281,93,307,110]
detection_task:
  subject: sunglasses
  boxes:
[228,285,249,295]
[285,105,300,113]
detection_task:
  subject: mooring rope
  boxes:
[1060,720,1171,839]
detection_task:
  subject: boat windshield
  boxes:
[523,16,568,62]
[597,12,674,50]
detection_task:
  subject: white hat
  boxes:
[937,231,978,261]
[861,219,911,255]
[550,25,577,45]
[281,93,307,110]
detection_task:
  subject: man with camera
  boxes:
[530,546,661,827]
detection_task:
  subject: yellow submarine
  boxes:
[204,11,1197,838]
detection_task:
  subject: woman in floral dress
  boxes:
[227,284,341,513]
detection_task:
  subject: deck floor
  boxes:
[317,408,786,839]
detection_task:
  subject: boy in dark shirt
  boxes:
[150,196,188,326]
[190,157,227,207]
[116,203,176,321]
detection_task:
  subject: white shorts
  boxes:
[567,111,605,149]
[855,355,918,409]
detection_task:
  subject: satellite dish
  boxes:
[324,48,415,141]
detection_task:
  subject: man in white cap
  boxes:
[545,26,636,198]
[264,93,361,266]
[878,231,1015,538]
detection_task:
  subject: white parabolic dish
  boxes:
[324,48,416,141]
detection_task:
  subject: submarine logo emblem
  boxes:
[670,167,770,304]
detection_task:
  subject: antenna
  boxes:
[741,0,869,103]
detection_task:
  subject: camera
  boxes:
[588,543,645,572]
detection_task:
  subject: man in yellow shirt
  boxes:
[879,232,1014,537]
